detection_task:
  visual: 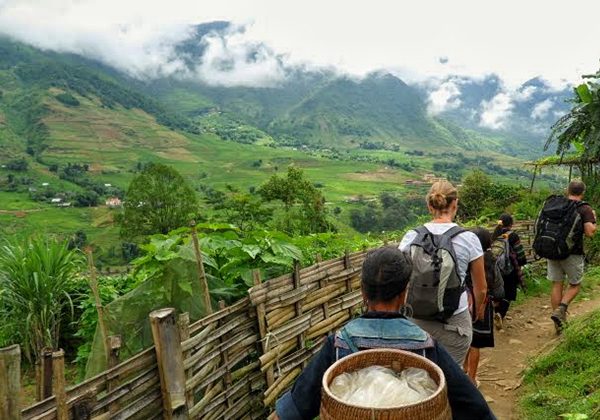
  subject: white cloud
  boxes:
[0,0,599,88]
[513,85,537,102]
[479,93,514,130]
[427,80,462,114]
[191,28,286,87]
[531,99,555,120]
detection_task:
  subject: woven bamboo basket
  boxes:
[320,349,451,420]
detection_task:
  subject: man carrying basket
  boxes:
[273,247,495,420]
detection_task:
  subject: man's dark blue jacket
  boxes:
[275,312,496,420]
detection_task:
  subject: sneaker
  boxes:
[551,306,567,334]
[494,313,503,331]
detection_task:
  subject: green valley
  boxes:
[0,34,563,266]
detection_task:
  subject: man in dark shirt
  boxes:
[273,247,496,420]
[549,180,597,331]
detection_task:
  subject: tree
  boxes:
[120,163,198,238]
[73,190,99,207]
[547,74,600,163]
[259,166,332,234]
[458,170,493,219]
[458,170,520,220]
[5,157,28,171]
[68,230,87,250]
[215,190,272,232]
[350,204,381,233]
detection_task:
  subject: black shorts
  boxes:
[471,299,494,349]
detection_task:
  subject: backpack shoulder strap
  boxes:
[444,225,466,238]
[413,226,431,236]
[339,327,360,353]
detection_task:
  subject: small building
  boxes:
[104,183,112,187]
[106,197,122,208]
[57,202,72,208]
[51,197,62,204]
[42,182,50,187]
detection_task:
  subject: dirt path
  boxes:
[477,286,600,419]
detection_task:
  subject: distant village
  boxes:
[27,182,122,209]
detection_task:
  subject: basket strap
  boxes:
[339,327,360,353]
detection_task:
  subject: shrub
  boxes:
[55,92,80,106]
[0,238,84,362]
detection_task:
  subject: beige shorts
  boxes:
[412,309,472,365]
[547,254,585,285]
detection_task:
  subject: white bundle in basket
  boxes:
[330,365,438,408]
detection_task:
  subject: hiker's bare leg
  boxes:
[551,281,564,310]
[464,347,480,383]
[561,283,581,306]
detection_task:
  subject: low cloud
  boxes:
[190,27,287,87]
[427,80,462,114]
[513,85,537,102]
[0,1,287,87]
[479,92,514,129]
[531,99,554,120]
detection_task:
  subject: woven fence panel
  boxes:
[184,297,267,420]
[249,249,369,408]
[21,347,160,420]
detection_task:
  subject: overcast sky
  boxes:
[1,0,599,89]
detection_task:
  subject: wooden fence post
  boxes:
[52,350,68,420]
[0,344,21,420]
[529,165,537,192]
[253,270,274,388]
[41,348,54,401]
[177,313,194,411]
[190,221,212,314]
[35,360,40,401]
[150,308,189,420]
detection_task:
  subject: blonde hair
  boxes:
[426,180,458,211]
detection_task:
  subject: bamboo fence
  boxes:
[8,222,535,419]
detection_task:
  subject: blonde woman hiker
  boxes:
[399,180,487,365]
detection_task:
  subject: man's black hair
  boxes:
[361,246,412,302]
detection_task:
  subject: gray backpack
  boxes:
[490,233,514,276]
[407,226,465,321]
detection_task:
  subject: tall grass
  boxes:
[0,237,84,362]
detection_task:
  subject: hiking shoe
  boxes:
[494,313,503,331]
[551,306,567,334]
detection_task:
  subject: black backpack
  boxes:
[533,195,585,260]
[406,226,465,321]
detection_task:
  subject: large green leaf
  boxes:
[241,244,262,259]
[269,239,303,261]
[576,84,593,104]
